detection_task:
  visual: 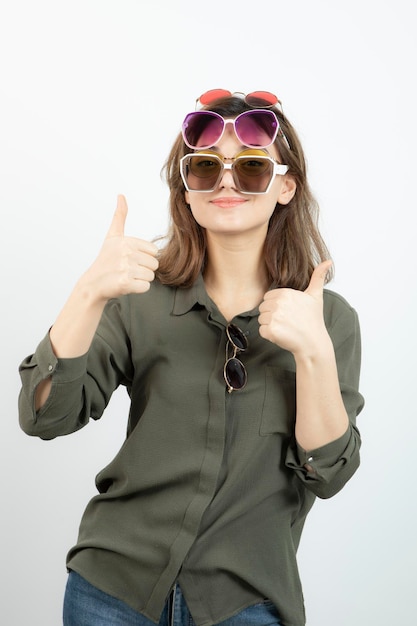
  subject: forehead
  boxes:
[206,126,280,160]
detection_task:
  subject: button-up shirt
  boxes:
[18,275,364,626]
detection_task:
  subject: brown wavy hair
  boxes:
[156,96,332,290]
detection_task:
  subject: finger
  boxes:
[133,239,159,258]
[131,265,156,283]
[258,299,274,313]
[106,194,128,238]
[258,311,272,326]
[305,260,333,296]
[131,249,160,270]
[261,288,282,301]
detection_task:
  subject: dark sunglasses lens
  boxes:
[234,110,278,147]
[183,112,224,149]
[186,155,222,190]
[227,324,248,351]
[225,358,247,391]
[235,157,273,193]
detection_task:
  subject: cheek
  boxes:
[262,183,282,214]
[265,202,279,222]
[187,198,205,225]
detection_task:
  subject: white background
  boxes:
[1,1,416,624]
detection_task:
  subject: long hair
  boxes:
[156,96,332,290]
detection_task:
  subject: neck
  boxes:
[203,232,270,321]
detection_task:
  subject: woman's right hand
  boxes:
[35,195,159,409]
[48,194,158,359]
[80,194,159,303]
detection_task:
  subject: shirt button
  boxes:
[48,364,53,372]
[307,456,313,462]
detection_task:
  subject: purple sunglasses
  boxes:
[182,109,290,150]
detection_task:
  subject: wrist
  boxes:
[293,333,334,366]
[76,271,110,309]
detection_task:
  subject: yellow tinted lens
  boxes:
[188,154,221,179]
[236,158,271,177]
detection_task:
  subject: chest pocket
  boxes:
[259,366,296,436]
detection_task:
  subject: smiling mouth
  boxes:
[211,198,246,208]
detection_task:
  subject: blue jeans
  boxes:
[63,571,282,626]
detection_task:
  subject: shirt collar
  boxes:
[172,274,260,319]
[172,274,212,316]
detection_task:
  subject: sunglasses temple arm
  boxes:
[279,128,291,150]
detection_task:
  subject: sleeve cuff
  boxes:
[295,426,352,468]
[285,425,361,498]
[35,332,89,383]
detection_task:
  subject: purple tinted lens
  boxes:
[182,110,279,149]
[235,110,278,147]
[182,112,224,149]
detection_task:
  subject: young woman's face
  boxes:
[184,127,296,239]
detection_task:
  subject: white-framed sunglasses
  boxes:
[180,148,289,195]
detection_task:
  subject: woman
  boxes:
[18,90,364,626]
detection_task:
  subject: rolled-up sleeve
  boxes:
[285,294,364,499]
[18,298,132,440]
[18,332,89,439]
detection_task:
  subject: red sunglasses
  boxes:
[197,89,283,111]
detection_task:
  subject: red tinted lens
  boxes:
[199,89,232,105]
[234,110,278,147]
[182,111,225,149]
[245,91,279,107]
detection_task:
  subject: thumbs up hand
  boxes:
[258,260,333,357]
[82,195,159,303]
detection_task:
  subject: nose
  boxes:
[218,162,237,190]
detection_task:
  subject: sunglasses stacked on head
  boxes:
[180,89,290,195]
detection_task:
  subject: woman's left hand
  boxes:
[258,260,333,358]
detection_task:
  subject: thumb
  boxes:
[305,260,333,296]
[106,194,128,238]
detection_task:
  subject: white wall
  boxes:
[1,1,415,624]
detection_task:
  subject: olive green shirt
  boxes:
[18,276,364,626]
